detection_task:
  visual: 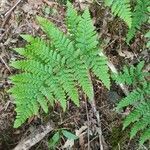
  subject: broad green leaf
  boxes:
[62,130,78,140]
[48,132,60,149]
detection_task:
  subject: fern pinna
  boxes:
[104,0,150,44]
[9,2,110,128]
[126,0,150,43]
[113,61,150,145]
[104,0,132,28]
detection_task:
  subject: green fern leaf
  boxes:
[126,0,150,43]
[66,1,81,38]
[91,56,110,89]
[113,61,147,85]
[9,3,110,127]
[140,128,150,145]
[75,9,98,55]
[37,94,49,113]
[75,9,110,89]
[114,61,150,144]
[58,69,79,106]
[130,114,150,139]
[104,0,132,28]
[73,60,94,100]
[116,88,143,111]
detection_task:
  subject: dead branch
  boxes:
[13,121,54,150]
[90,99,104,150]
[4,0,22,17]
[1,0,22,28]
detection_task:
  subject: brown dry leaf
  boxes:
[22,3,34,14]
[75,126,87,148]
[117,49,134,59]
[42,0,57,7]
[31,21,40,31]
[76,0,93,10]
[62,139,74,149]
[75,126,87,136]
[0,0,9,13]
[27,0,43,9]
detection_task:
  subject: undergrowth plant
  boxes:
[113,61,150,145]
[126,0,150,43]
[48,129,78,149]
[104,0,132,28]
[9,2,110,128]
[104,0,150,43]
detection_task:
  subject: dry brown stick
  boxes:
[4,0,22,17]
[0,55,12,73]
[1,0,22,29]
[85,95,90,150]
[13,121,54,150]
[90,99,104,150]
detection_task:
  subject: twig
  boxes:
[90,99,104,150]
[13,121,54,150]
[0,55,12,73]
[88,71,104,150]
[85,95,90,150]
[103,38,118,50]
[4,0,22,17]
[1,0,22,29]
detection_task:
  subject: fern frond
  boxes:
[66,1,81,38]
[112,61,146,85]
[130,114,150,139]
[126,0,150,43]
[75,9,110,88]
[140,128,150,145]
[73,60,94,100]
[116,88,143,111]
[45,77,67,111]
[123,102,150,128]
[37,94,49,113]
[14,97,40,128]
[114,61,150,144]
[36,16,75,58]
[39,87,55,106]
[75,9,98,55]
[10,3,110,127]
[16,36,63,68]
[112,65,135,85]
[10,60,52,76]
[91,56,110,89]
[58,68,79,106]
[104,0,132,28]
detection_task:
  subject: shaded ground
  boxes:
[0,0,149,150]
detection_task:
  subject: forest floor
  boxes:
[0,0,149,150]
